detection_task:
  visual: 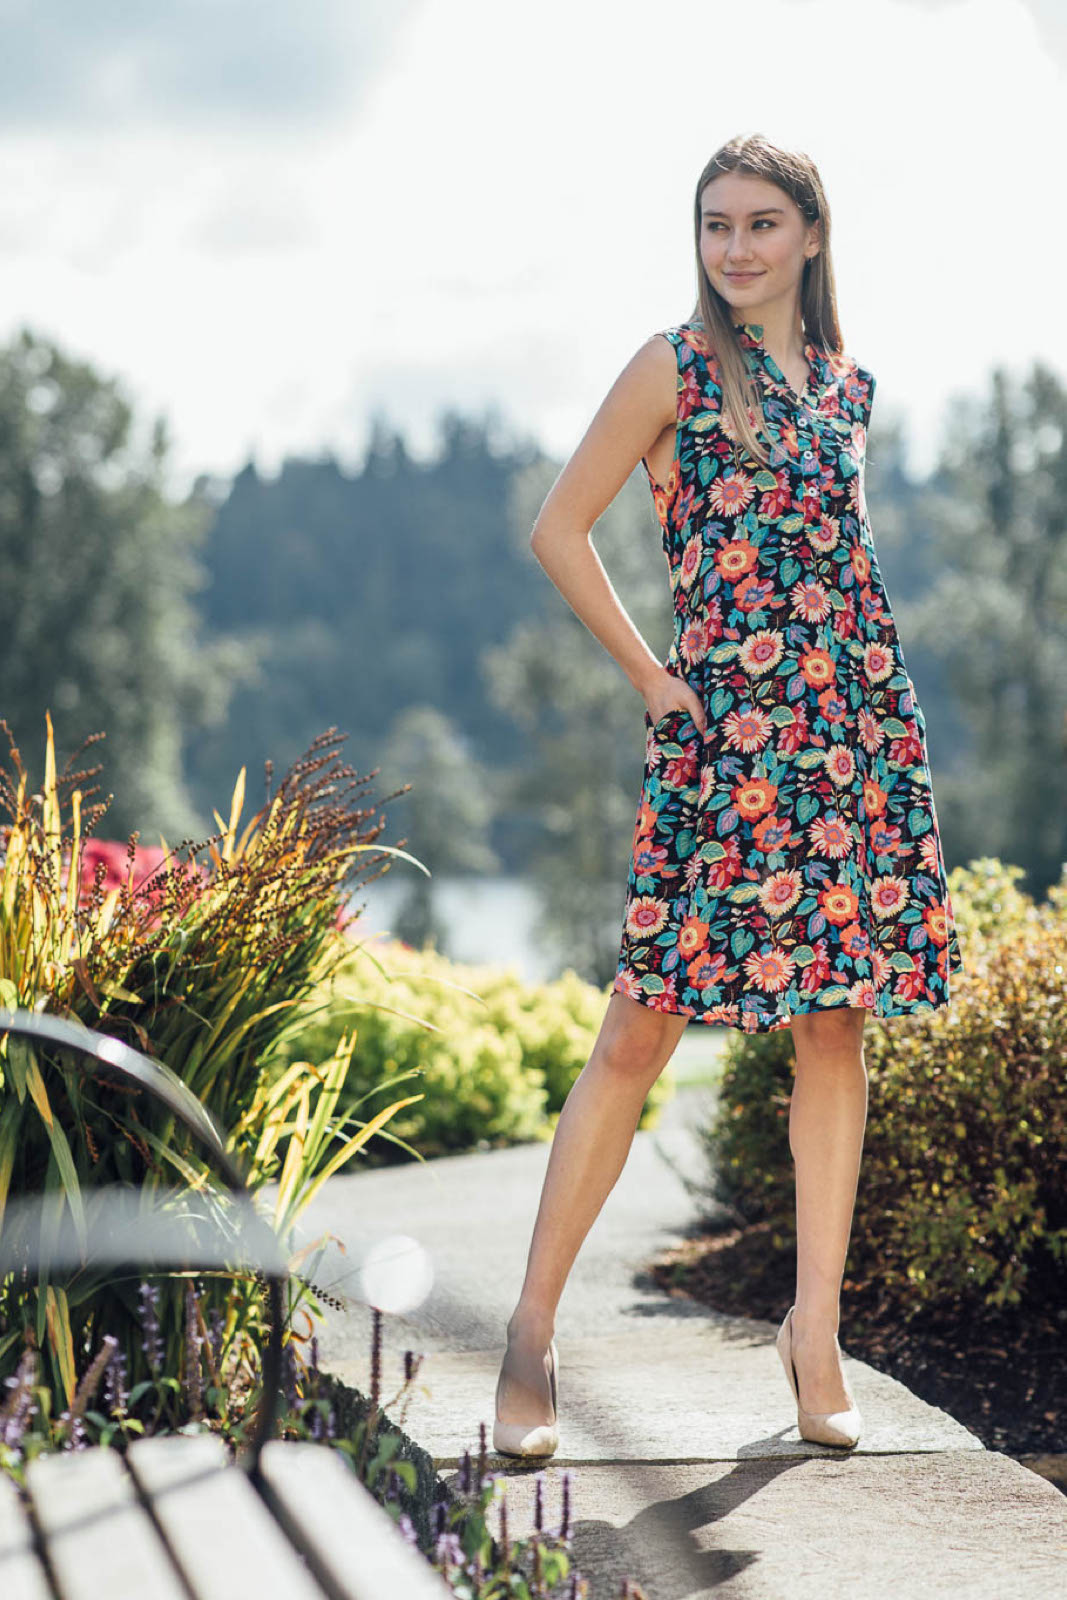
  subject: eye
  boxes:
[703,219,776,231]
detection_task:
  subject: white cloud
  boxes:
[0,0,1062,493]
[0,0,416,129]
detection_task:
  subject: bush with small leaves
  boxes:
[703,857,1067,1319]
[274,939,672,1165]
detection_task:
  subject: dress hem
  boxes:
[610,972,960,1033]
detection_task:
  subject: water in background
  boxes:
[345,873,556,982]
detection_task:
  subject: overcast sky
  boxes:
[1,0,1063,495]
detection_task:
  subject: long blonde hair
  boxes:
[689,134,843,467]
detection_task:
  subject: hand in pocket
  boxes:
[643,671,707,736]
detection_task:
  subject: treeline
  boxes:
[186,413,550,817]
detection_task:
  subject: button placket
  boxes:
[739,328,833,526]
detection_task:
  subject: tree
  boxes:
[483,458,672,985]
[186,410,543,841]
[375,703,501,954]
[0,328,255,840]
[895,360,1067,896]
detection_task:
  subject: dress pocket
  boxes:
[645,705,699,739]
[642,708,703,836]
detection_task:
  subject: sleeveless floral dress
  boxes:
[612,318,965,1032]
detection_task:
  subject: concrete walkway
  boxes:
[295,1043,1067,1599]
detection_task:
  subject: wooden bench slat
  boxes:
[24,1447,188,1600]
[256,1441,450,1600]
[126,1435,326,1600]
[0,1473,54,1600]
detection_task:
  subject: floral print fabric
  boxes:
[612,319,965,1032]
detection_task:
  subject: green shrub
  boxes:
[703,857,1067,1317]
[276,938,672,1164]
[944,855,1037,948]
[695,1026,794,1230]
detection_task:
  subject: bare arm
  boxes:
[529,333,707,734]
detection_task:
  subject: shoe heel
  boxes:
[776,1304,863,1450]
[493,1336,559,1459]
[776,1305,800,1405]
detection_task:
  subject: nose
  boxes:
[725,231,756,264]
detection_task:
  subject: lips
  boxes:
[727,271,763,280]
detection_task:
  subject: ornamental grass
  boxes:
[0,712,423,1429]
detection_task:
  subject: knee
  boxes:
[595,995,682,1082]
[791,1007,867,1067]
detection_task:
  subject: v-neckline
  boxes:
[735,320,822,407]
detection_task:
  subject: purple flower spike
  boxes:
[57,1409,88,1452]
[281,1339,299,1413]
[0,1347,38,1450]
[433,1530,463,1573]
[138,1281,164,1377]
[103,1344,129,1416]
[559,1468,572,1541]
[208,1306,224,1371]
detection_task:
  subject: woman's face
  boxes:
[699,171,819,319]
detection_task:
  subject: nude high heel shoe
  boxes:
[493,1335,559,1458]
[776,1304,863,1449]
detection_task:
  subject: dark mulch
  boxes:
[646,1219,1067,1483]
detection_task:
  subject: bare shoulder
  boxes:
[628,328,680,380]
[528,331,682,540]
[638,328,681,361]
[604,330,679,430]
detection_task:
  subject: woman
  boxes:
[493,134,964,1459]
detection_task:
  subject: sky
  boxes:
[1,0,1064,496]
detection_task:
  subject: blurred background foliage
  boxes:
[1,324,1065,991]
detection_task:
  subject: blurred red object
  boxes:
[75,839,206,909]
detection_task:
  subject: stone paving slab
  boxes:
[447,1452,1067,1600]
[328,1319,982,1465]
[301,1067,1067,1598]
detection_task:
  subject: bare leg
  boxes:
[496,991,690,1427]
[787,1006,869,1413]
